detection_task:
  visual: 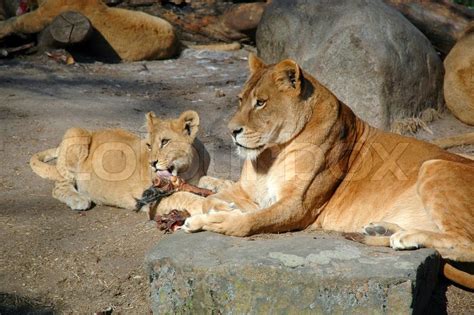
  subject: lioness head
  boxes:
[228,54,314,159]
[145,110,200,177]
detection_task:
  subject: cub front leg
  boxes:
[154,191,238,217]
[155,191,207,217]
[198,176,234,193]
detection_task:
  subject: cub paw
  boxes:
[197,176,218,192]
[181,214,205,233]
[66,195,91,211]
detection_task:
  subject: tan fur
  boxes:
[188,42,241,52]
[30,111,213,211]
[167,54,474,288]
[432,132,474,150]
[444,22,474,126]
[30,147,61,181]
[0,0,179,61]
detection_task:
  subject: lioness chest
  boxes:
[240,148,300,209]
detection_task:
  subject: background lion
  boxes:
[444,22,474,126]
[0,0,179,61]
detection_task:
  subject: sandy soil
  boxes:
[0,49,472,314]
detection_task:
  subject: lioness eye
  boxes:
[255,99,266,108]
[146,143,151,150]
[161,139,170,148]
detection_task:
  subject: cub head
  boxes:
[228,53,314,159]
[145,110,200,178]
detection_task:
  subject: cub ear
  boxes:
[176,110,200,138]
[145,111,158,133]
[248,53,266,74]
[273,59,302,93]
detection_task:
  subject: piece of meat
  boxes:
[155,176,214,197]
[155,209,191,233]
[135,175,214,211]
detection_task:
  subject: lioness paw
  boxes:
[390,231,423,250]
[182,210,249,236]
[362,222,402,236]
[203,210,250,236]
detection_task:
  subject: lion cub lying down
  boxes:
[161,54,474,288]
[30,110,228,213]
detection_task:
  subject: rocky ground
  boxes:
[0,49,472,314]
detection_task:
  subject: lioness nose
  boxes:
[232,127,243,138]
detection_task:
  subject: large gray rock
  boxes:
[256,0,444,130]
[146,231,440,314]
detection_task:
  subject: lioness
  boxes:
[167,54,473,288]
[30,110,220,212]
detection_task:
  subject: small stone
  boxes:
[214,89,226,97]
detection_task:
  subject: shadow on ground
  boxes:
[0,293,54,315]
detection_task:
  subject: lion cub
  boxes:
[30,111,224,211]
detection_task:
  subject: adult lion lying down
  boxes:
[166,54,474,288]
[0,0,179,61]
[30,111,227,213]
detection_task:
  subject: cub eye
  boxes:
[255,99,266,108]
[161,139,170,148]
[146,143,151,151]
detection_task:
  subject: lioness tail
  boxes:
[30,148,63,181]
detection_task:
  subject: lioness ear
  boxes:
[248,53,266,74]
[176,110,200,138]
[273,59,302,93]
[145,111,158,133]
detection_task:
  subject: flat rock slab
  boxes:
[145,231,440,314]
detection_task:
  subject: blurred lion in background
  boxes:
[0,0,179,61]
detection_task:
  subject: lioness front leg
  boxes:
[183,195,312,236]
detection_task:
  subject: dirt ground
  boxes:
[0,49,473,314]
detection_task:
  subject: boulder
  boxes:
[256,0,444,131]
[146,231,440,314]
